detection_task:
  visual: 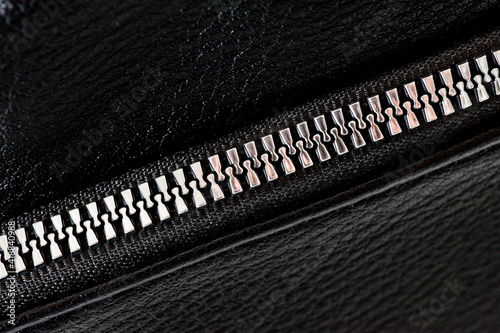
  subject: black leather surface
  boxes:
[2,1,500,331]
[2,0,500,223]
[14,132,500,332]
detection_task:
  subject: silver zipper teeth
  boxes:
[2,50,500,279]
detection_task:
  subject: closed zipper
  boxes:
[1,44,500,301]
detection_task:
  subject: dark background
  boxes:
[2,0,500,222]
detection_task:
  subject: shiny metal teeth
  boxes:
[225,167,243,195]
[367,95,385,123]
[0,235,11,262]
[30,240,45,266]
[261,135,279,162]
[33,221,48,247]
[296,122,314,148]
[47,233,63,260]
[189,181,207,208]
[155,175,172,202]
[136,184,155,224]
[402,102,420,129]
[171,187,188,215]
[348,102,367,129]
[244,141,263,167]
[15,228,29,254]
[295,141,314,168]
[243,160,262,187]
[474,75,489,102]
[366,114,384,142]
[226,148,244,175]
[278,147,296,175]
[348,121,366,148]
[14,246,26,273]
[330,128,348,155]
[385,108,402,136]
[83,220,99,247]
[138,182,155,208]
[439,69,457,96]
[313,134,331,161]
[385,88,404,115]
[421,76,439,103]
[153,195,170,222]
[51,215,66,240]
[209,155,225,181]
[5,50,500,277]
[438,88,455,115]
[121,189,136,215]
[492,68,500,96]
[457,62,474,89]
[261,153,278,181]
[66,226,81,254]
[87,202,102,230]
[493,50,500,66]
[172,169,189,196]
[190,162,208,188]
[404,82,422,109]
[330,108,348,135]
[207,174,224,201]
[119,207,136,233]
[314,115,331,142]
[279,129,297,155]
[101,214,117,240]
[474,55,492,83]
[103,195,120,221]
[0,256,7,279]
[456,82,472,109]
[154,176,173,221]
[493,51,500,95]
[420,95,438,122]
[0,235,13,262]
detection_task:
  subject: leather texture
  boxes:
[2,1,500,331]
[12,131,500,332]
[2,0,500,222]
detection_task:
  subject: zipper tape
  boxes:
[1,49,499,279]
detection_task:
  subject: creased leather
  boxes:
[2,1,500,331]
[9,133,500,333]
[1,0,500,222]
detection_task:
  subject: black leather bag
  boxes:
[1,1,500,331]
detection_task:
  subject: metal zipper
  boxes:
[1,50,500,280]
